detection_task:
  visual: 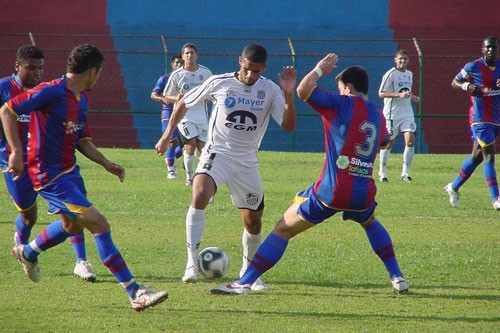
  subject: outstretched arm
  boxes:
[277,66,297,132]
[297,53,338,100]
[77,139,125,182]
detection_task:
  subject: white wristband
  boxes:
[462,82,470,91]
[313,67,323,77]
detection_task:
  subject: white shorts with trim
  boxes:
[387,117,416,140]
[196,151,263,210]
[178,120,208,142]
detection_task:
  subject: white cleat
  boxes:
[401,175,413,182]
[378,173,388,182]
[167,165,177,179]
[250,278,268,291]
[391,276,409,294]
[12,244,41,282]
[74,260,97,282]
[210,281,251,295]
[493,197,500,211]
[130,285,168,312]
[182,265,199,283]
[444,183,459,208]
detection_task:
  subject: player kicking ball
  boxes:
[211,54,409,295]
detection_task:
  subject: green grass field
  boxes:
[1,150,499,332]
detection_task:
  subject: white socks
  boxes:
[240,228,261,274]
[402,146,414,176]
[185,206,206,268]
[183,150,195,181]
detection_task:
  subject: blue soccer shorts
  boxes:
[471,123,500,148]
[294,185,376,224]
[36,166,93,220]
[3,170,38,211]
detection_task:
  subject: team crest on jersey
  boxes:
[183,83,190,91]
[246,192,260,206]
[199,75,205,81]
[226,89,236,97]
[63,120,83,134]
[257,90,265,99]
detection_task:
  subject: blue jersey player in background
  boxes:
[0,44,168,311]
[211,53,409,295]
[150,54,184,179]
[445,36,500,210]
[0,45,96,282]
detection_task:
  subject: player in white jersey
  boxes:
[378,49,420,182]
[155,44,296,290]
[163,43,212,185]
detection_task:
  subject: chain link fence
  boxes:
[0,33,483,152]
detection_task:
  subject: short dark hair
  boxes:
[181,43,198,54]
[483,36,499,47]
[396,49,410,57]
[171,53,183,62]
[66,44,104,74]
[241,44,267,64]
[335,66,369,94]
[16,45,44,63]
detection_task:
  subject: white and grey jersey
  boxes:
[164,65,212,123]
[184,72,286,162]
[379,67,414,121]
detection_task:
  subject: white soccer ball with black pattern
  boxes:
[198,247,229,279]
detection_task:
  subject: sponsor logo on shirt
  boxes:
[336,155,373,177]
[18,114,30,123]
[225,111,257,131]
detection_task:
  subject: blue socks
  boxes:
[451,157,478,191]
[364,221,402,279]
[23,221,69,262]
[15,214,32,245]
[95,232,139,298]
[483,161,499,200]
[70,233,87,261]
[240,233,288,285]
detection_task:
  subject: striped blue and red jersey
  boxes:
[152,74,174,120]
[0,74,31,168]
[5,75,92,189]
[305,86,389,211]
[456,57,500,125]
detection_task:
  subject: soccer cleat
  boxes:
[12,244,41,282]
[167,165,177,179]
[250,278,268,291]
[210,281,251,295]
[401,175,413,182]
[493,198,500,211]
[182,265,199,283]
[74,260,97,282]
[444,183,459,208]
[378,173,388,182]
[391,276,409,293]
[130,285,168,312]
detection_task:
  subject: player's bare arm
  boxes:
[77,139,125,182]
[452,77,481,96]
[277,66,297,131]
[155,97,188,155]
[297,53,338,100]
[0,104,24,179]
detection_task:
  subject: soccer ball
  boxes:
[198,247,229,279]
